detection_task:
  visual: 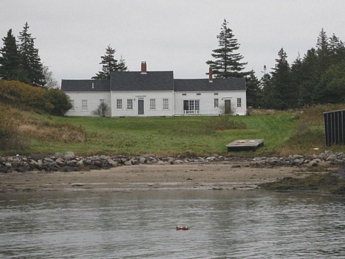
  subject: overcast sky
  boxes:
[2,0,345,86]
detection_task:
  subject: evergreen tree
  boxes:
[312,61,345,104]
[118,56,128,72]
[206,19,249,78]
[328,33,345,65]
[296,48,319,106]
[260,73,275,109]
[316,28,331,74]
[245,70,262,108]
[18,22,46,86]
[0,29,26,81]
[270,48,296,109]
[92,45,127,79]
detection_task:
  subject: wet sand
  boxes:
[0,162,318,193]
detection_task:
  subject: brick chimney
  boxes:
[209,66,213,83]
[141,61,147,74]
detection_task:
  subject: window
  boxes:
[163,98,169,110]
[116,99,122,109]
[214,98,219,108]
[214,93,219,95]
[183,100,200,114]
[150,99,156,110]
[182,93,186,96]
[237,98,242,108]
[70,100,74,110]
[196,93,201,95]
[127,99,133,110]
[82,100,88,111]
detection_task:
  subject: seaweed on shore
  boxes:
[259,168,345,195]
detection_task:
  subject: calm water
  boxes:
[0,190,345,258]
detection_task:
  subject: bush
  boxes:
[44,88,72,115]
[92,103,110,117]
[0,80,71,116]
[0,106,27,152]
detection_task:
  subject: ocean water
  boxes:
[0,190,345,258]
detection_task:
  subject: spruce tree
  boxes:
[18,22,46,86]
[0,29,26,81]
[245,70,262,108]
[270,48,296,109]
[92,45,127,79]
[316,28,331,74]
[206,19,249,78]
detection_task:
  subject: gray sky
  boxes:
[2,0,345,86]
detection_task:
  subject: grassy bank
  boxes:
[1,104,345,157]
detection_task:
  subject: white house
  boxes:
[61,62,247,116]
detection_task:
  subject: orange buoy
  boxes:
[176,226,189,230]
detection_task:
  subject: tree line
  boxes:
[207,20,345,109]
[0,23,49,87]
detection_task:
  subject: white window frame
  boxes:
[116,99,122,109]
[82,100,88,111]
[150,99,156,110]
[163,98,169,110]
[183,100,200,114]
[237,98,242,108]
[214,98,219,108]
[127,99,133,110]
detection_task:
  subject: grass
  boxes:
[2,103,345,157]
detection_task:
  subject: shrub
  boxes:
[44,88,72,115]
[0,106,27,151]
[92,102,110,117]
[0,80,71,116]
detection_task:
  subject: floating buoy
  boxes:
[176,226,189,230]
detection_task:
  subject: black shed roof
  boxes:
[110,71,174,91]
[174,77,246,91]
[61,79,110,92]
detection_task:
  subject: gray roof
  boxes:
[61,79,110,91]
[174,77,246,91]
[61,73,246,92]
[110,71,174,91]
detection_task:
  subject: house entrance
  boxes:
[224,100,231,114]
[138,99,144,115]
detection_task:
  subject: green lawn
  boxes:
[25,114,302,157]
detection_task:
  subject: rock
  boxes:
[107,159,118,167]
[139,157,146,164]
[64,151,75,160]
[56,158,65,166]
[309,159,321,167]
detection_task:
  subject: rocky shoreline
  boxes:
[1,150,344,174]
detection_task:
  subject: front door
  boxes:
[138,99,144,115]
[224,100,231,115]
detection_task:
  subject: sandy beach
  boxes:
[0,162,319,193]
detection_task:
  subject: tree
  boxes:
[312,61,345,104]
[260,73,275,109]
[291,48,319,106]
[206,19,249,78]
[270,48,296,109]
[245,70,262,108]
[92,45,127,79]
[18,22,46,86]
[316,28,331,74]
[0,29,26,81]
[42,65,58,88]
